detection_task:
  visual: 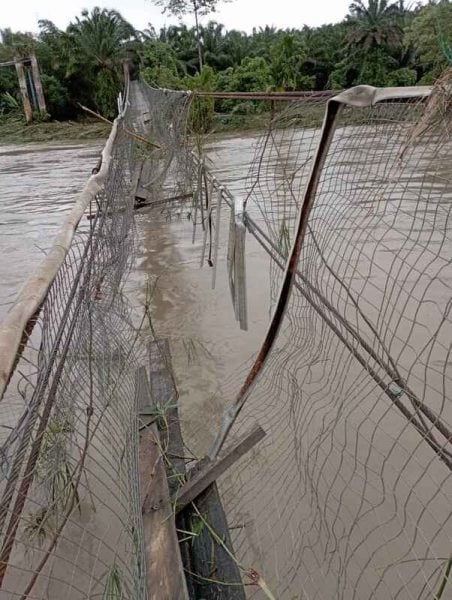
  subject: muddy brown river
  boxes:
[0,142,103,320]
[1,130,451,600]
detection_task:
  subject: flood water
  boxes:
[0,142,103,319]
[1,122,452,600]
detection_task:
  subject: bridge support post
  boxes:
[14,58,32,124]
[30,53,47,116]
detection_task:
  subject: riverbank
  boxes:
[0,102,326,144]
[0,113,262,145]
[0,116,110,144]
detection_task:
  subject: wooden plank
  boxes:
[134,192,193,211]
[146,341,249,599]
[132,159,145,201]
[86,193,193,220]
[172,424,266,513]
[135,158,153,202]
[14,59,32,123]
[30,53,47,114]
[136,367,189,600]
[182,483,247,600]
[147,341,197,599]
[148,340,177,408]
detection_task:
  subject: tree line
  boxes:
[0,0,451,122]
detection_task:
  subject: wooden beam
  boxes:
[14,58,32,124]
[146,341,250,599]
[86,192,193,220]
[136,367,189,600]
[135,158,153,203]
[173,424,266,513]
[183,483,247,599]
[134,193,193,211]
[146,341,197,599]
[30,53,47,115]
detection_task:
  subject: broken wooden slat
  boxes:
[135,158,153,202]
[172,424,266,513]
[145,341,250,599]
[183,483,247,600]
[147,340,197,598]
[135,367,189,600]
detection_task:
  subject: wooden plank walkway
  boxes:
[135,366,189,600]
[137,337,264,599]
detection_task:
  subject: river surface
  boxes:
[0,142,103,319]
[1,127,452,600]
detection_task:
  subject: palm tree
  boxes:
[347,0,403,50]
[223,30,248,68]
[68,8,136,117]
[201,22,231,70]
[161,25,199,75]
[0,28,36,60]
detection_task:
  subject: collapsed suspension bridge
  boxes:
[0,77,451,599]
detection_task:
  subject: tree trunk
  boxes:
[193,2,204,71]
[14,59,32,124]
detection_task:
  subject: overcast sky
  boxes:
[2,0,379,35]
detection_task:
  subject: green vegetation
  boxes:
[1,1,452,140]
[0,116,110,143]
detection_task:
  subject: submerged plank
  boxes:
[136,367,189,600]
[182,483,247,600]
[147,340,197,599]
[145,341,249,599]
[135,158,153,203]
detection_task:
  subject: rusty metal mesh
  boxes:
[1,80,452,600]
[209,94,452,598]
[134,86,452,598]
[0,113,149,599]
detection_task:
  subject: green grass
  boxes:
[0,115,110,144]
[0,103,327,145]
[212,102,328,134]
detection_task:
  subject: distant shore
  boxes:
[0,103,326,145]
[0,113,268,145]
[0,117,111,145]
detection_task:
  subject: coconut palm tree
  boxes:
[67,8,137,117]
[347,0,402,50]
[0,28,36,60]
[201,22,231,71]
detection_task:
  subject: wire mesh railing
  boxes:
[134,81,452,598]
[1,76,452,600]
[0,84,153,599]
[205,85,452,599]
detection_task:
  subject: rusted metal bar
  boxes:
[208,98,343,460]
[193,90,337,102]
